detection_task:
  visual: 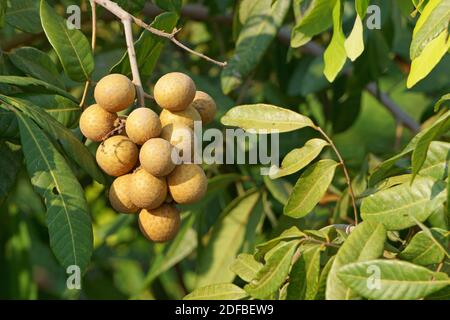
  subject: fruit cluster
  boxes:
[79,72,217,243]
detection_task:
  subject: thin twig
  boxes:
[122,17,145,108]
[316,127,359,225]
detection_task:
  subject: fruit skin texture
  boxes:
[109,174,138,213]
[79,104,117,142]
[96,135,138,176]
[126,107,161,145]
[168,164,207,204]
[159,106,201,129]
[140,138,176,177]
[154,72,196,111]
[94,74,136,112]
[129,168,167,209]
[138,204,180,242]
[160,124,195,162]
[190,91,217,124]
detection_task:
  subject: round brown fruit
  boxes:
[190,91,217,124]
[125,107,161,145]
[138,204,180,242]
[96,135,138,176]
[140,138,176,177]
[160,124,194,162]
[168,164,207,204]
[79,104,117,142]
[129,168,167,209]
[94,74,136,112]
[153,72,196,111]
[109,174,138,213]
[159,106,201,130]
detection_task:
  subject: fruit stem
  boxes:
[316,126,359,225]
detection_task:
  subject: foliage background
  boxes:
[0,0,448,299]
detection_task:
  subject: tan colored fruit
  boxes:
[153,72,196,111]
[159,106,201,130]
[109,174,138,213]
[140,138,176,177]
[160,124,195,162]
[96,135,138,176]
[129,168,167,209]
[138,204,180,242]
[79,104,117,142]
[168,164,207,204]
[190,91,217,124]
[94,74,136,112]
[125,107,161,145]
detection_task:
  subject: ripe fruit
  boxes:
[109,174,138,213]
[159,106,201,130]
[129,168,167,209]
[190,91,217,124]
[138,204,180,242]
[168,164,207,204]
[96,135,138,176]
[79,104,117,142]
[160,124,195,162]
[140,138,176,177]
[153,72,196,111]
[94,74,136,112]
[125,107,161,145]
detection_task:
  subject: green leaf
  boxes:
[361,177,447,230]
[287,245,321,300]
[0,107,19,139]
[16,113,93,272]
[0,141,22,198]
[15,93,81,128]
[0,0,6,27]
[263,176,292,205]
[409,215,450,260]
[399,228,447,265]
[411,111,450,180]
[230,253,263,282]
[315,255,335,300]
[326,221,386,300]
[407,30,450,88]
[5,0,41,33]
[0,95,105,184]
[434,93,450,112]
[323,0,346,82]
[270,138,329,179]
[355,0,369,17]
[284,159,338,218]
[40,0,94,82]
[196,191,261,287]
[8,47,65,89]
[291,0,337,48]
[0,76,77,102]
[419,141,450,181]
[344,15,364,61]
[111,12,178,78]
[221,0,291,94]
[245,240,299,299]
[254,226,306,260]
[410,0,450,59]
[221,104,315,133]
[338,260,450,300]
[153,0,182,12]
[184,283,248,300]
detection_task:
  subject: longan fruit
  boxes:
[168,164,207,204]
[109,174,138,213]
[79,104,117,142]
[138,204,180,242]
[190,91,217,124]
[94,74,136,112]
[126,107,161,145]
[153,72,196,111]
[140,138,176,177]
[159,106,201,130]
[96,135,138,176]
[160,124,195,162]
[129,168,167,209]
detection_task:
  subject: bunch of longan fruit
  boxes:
[79,72,216,243]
